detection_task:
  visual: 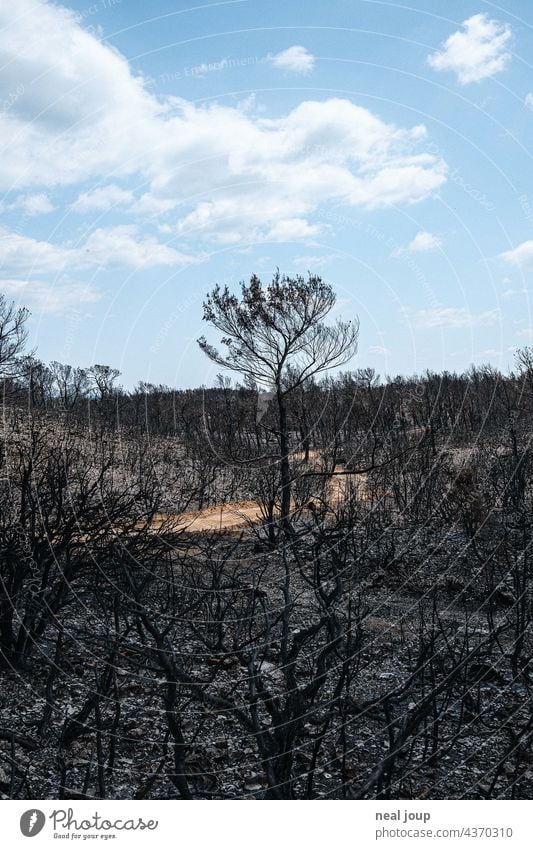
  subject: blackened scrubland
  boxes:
[0,276,533,800]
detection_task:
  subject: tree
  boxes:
[86,364,121,400]
[19,356,52,408]
[0,295,29,378]
[198,272,358,534]
[50,361,88,409]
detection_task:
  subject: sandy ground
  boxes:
[150,462,369,534]
[67,458,370,541]
[152,501,264,533]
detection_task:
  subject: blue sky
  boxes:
[1,0,533,388]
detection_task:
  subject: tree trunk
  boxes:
[277,386,292,536]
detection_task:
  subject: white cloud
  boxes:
[293,254,335,269]
[266,219,322,241]
[10,193,55,216]
[72,184,135,213]
[427,14,512,84]
[500,240,533,268]
[0,227,77,274]
[525,93,533,110]
[404,306,499,329]
[0,224,199,276]
[269,46,315,74]
[0,1,447,246]
[167,98,446,242]
[407,231,442,252]
[0,0,161,190]
[393,230,442,255]
[368,345,389,355]
[517,328,533,340]
[83,225,201,268]
[0,278,99,313]
[502,287,527,298]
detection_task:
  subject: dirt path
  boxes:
[152,501,264,533]
[151,461,369,535]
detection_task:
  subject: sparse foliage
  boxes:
[0,287,532,801]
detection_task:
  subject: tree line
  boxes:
[0,275,532,800]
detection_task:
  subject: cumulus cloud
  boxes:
[393,231,442,255]
[293,254,335,269]
[525,93,533,109]
[266,219,322,242]
[517,328,533,340]
[427,14,512,84]
[10,193,55,216]
[0,227,77,274]
[167,98,446,242]
[407,231,442,252]
[502,287,527,298]
[0,278,99,313]
[0,224,199,276]
[0,0,161,190]
[83,225,200,268]
[72,185,135,213]
[269,46,315,74]
[403,306,499,329]
[0,1,447,248]
[500,240,533,268]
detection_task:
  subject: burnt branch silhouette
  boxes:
[0,281,532,800]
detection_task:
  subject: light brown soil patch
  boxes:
[150,464,370,534]
[152,501,264,533]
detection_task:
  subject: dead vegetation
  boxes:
[1,285,533,800]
